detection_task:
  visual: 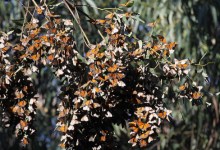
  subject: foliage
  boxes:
[0,0,219,150]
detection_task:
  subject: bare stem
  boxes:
[63,0,91,48]
[20,0,30,40]
[31,0,39,8]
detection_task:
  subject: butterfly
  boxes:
[14,44,24,51]
[58,125,68,133]
[20,120,28,129]
[55,18,62,24]
[81,115,89,122]
[94,19,106,25]
[128,137,138,147]
[105,13,114,19]
[139,139,147,147]
[28,45,35,51]
[47,54,54,61]
[166,42,177,50]
[30,28,41,38]
[59,143,65,148]
[61,36,70,43]
[22,137,29,145]
[130,126,139,133]
[177,63,188,69]
[147,21,157,27]
[157,35,166,43]
[58,108,69,119]
[110,79,118,87]
[100,130,108,141]
[105,28,112,35]
[36,7,43,14]
[119,0,134,8]
[41,35,48,42]
[192,92,202,100]
[138,121,151,131]
[11,105,24,115]
[43,21,54,29]
[18,100,27,107]
[15,90,24,99]
[79,90,87,97]
[31,53,40,61]
[157,111,167,119]
[131,49,144,57]
[23,86,28,93]
[179,84,186,91]
[100,135,106,142]
[139,130,150,139]
[129,121,137,127]
[108,64,118,72]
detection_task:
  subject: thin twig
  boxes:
[63,0,91,48]
[74,6,81,24]
[31,0,39,8]
[192,62,214,67]
[64,0,105,41]
[20,0,30,40]
[17,0,34,18]
[70,4,123,13]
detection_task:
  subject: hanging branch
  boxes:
[64,0,105,41]
[63,0,91,48]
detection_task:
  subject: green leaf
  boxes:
[77,53,87,64]
[98,46,106,53]
[138,40,142,49]
[121,0,134,8]
[131,15,145,23]
[12,19,24,26]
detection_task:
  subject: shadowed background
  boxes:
[0,0,219,149]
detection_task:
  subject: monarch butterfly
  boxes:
[59,143,65,148]
[192,92,202,100]
[129,121,137,127]
[15,91,24,99]
[128,137,137,145]
[166,42,177,50]
[177,63,188,69]
[157,35,166,44]
[14,44,24,51]
[58,109,69,119]
[179,85,186,91]
[20,120,28,129]
[130,126,139,133]
[140,139,147,147]
[139,130,150,139]
[147,21,157,27]
[22,137,29,145]
[36,7,43,14]
[158,111,167,119]
[18,100,27,107]
[92,102,101,109]
[119,0,134,7]
[138,122,151,131]
[105,13,114,19]
[58,125,68,133]
[30,28,41,38]
[131,49,144,56]
[79,90,87,97]
[47,54,54,61]
[100,135,106,142]
[31,53,40,61]
[108,64,118,72]
[95,19,106,25]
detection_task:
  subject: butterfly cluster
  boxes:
[0,1,204,149]
[0,29,38,144]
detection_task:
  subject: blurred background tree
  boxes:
[0,0,219,149]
